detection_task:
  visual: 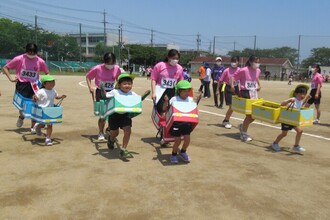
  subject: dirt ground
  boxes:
[0,75,329,220]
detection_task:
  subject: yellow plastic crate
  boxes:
[252,101,281,124]
[279,107,314,127]
[232,95,263,115]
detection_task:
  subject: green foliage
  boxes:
[301,47,330,67]
[227,47,298,65]
[0,18,79,61]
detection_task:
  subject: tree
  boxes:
[0,18,33,57]
[227,47,298,65]
[301,47,330,68]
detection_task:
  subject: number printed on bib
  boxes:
[20,69,38,81]
[311,82,316,89]
[103,81,115,90]
[161,78,177,88]
[245,81,257,90]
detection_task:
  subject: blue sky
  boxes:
[1,0,330,59]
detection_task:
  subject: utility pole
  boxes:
[297,34,301,73]
[213,36,216,55]
[103,9,107,47]
[208,41,212,54]
[35,15,38,44]
[79,23,82,66]
[150,29,154,47]
[253,35,257,54]
[197,32,201,53]
[118,23,122,65]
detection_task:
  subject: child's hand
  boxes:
[62,95,67,99]
[289,98,295,103]
[32,95,38,102]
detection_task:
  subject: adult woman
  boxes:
[150,49,183,114]
[304,64,323,124]
[232,55,261,142]
[86,52,121,140]
[3,43,49,132]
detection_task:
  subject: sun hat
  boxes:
[117,73,135,82]
[175,80,191,93]
[289,84,309,97]
[41,75,55,83]
[215,57,222,61]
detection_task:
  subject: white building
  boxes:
[70,33,128,58]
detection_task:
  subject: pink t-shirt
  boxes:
[311,72,323,89]
[219,67,240,85]
[233,66,260,90]
[5,54,49,82]
[86,64,121,90]
[150,61,183,88]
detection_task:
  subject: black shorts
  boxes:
[239,90,251,99]
[169,122,193,137]
[95,88,112,102]
[281,123,295,131]
[224,85,239,105]
[108,113,132,130]
[156,88,175,114]
[307,89,321,105]
[16,81,34,98]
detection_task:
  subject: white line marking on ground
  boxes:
[80,83,330,141]
[198,109,330,141]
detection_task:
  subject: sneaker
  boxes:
[180,152,191,162]
[219,105,224,109]
[35,126,42,136]
[222,120,232,129]
[31,128,36,134]
[241,132,252,142]
[98,133,105,141]
[119,149,132,158]
[271,143,281,152]
[107,137,115,150]
[45,138,52,146]
[292,146,306,152]
[16,117,24,128]
[238,124,243,139]
[170,155,179,164]
[313,119,320,124]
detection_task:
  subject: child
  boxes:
[33,75,66,146]
[217,56,240,129]
[271,84,309,152]
[304,64,323,124]
[105,73,138,158]
[163,80,197,164]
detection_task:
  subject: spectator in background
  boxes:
[198,62,205,93]
[212,57,225,108]
[183,68,192,82]
[203,62,211,98]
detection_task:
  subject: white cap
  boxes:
[215,57,222,61]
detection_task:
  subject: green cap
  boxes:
[176,80,192,91]
[289,84,309,97]
[41,75,55,83]
[117,73,135,82]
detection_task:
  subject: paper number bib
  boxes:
[311,82,316,89]
[20,69,38,81]
[161,78,177,88]
[245,81,258,99]
[102,81,115,90]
